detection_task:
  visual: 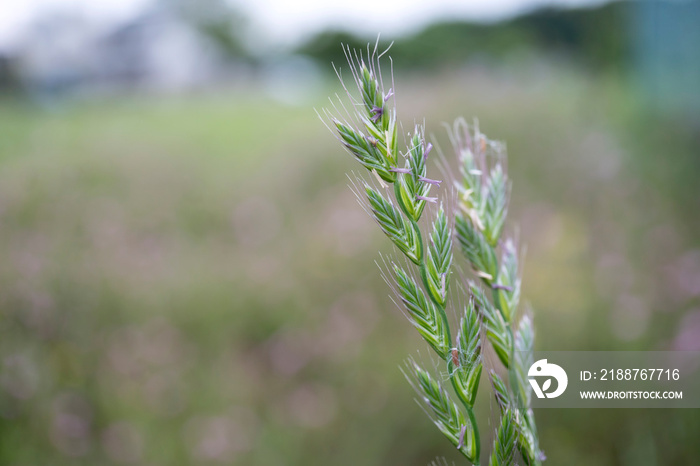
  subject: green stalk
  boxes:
[393,181,481,463]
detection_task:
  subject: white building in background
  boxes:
[92,10,227,93]
[16,13,96,95]
[15,7,244,97]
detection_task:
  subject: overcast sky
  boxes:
[0,0,608,51]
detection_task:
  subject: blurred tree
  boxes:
[296,2,629,72]
[0,54,21,95]
[513,3,629,70]
[296,31,372,68]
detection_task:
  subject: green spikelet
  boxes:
[470,283,512,368]
[405,360,479,463]
[426,207,452,307]
[455,213,498,284]
[489,409,517,466]
[450,299,482,407]
[365,186,421,264]
[392,263,449,359]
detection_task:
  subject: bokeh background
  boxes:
[1,0,699,464]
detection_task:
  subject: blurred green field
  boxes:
[0,62,699,465]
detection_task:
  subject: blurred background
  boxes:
[1,0,699,464]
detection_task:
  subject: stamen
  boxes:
[416,195,438,203]
[418,175,442,186]
[423,142,433,162]
[389,167,412,174]
[492,283,514,292]
[370,105,384,123]
[451,348,460,367]
[457,425,467,449]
